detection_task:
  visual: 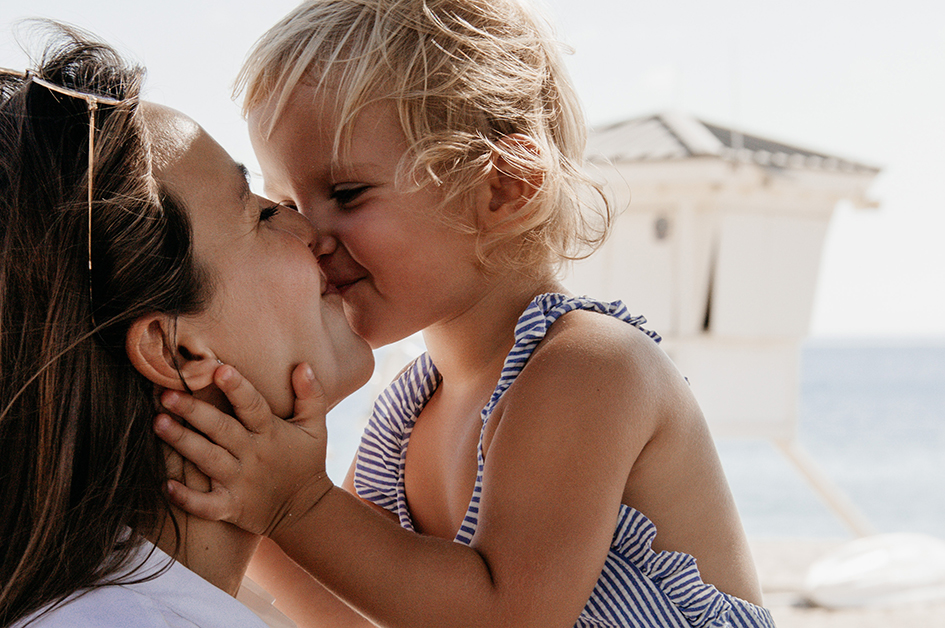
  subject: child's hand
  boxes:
[154,362,335,538]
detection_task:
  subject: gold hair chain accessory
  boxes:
[1,67,123,327]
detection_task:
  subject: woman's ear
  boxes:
[126,314,218,391]
[478,134,544,229]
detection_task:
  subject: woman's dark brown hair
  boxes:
[0,24,209,625]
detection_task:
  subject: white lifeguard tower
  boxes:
[565,112,881,536]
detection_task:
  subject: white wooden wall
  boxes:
[562,158,870,440]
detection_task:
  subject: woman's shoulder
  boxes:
[17,586,167,628]
[18,559,270,628]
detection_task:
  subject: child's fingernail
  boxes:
[217,365,234,385]
[303,364,315,382]
[162,390,180,409]
[154,413,172,432]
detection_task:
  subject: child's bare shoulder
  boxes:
[536,308,667,378]
[505,308,681,437]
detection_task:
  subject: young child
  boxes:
[156,0,776,626]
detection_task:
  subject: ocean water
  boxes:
[719,340,945,540]
[325,340,945,540]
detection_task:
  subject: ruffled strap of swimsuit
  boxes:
[482,293,660,423]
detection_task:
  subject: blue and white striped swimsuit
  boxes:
[354,293,775,627]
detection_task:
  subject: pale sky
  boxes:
[3,0,943,339]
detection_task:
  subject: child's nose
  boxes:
[314,230,339,258]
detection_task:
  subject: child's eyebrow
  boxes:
[329,160,383,180]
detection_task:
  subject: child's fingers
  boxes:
[161,441,185,481]
[213,364,276,433]
[165,480,236,523]
[154,413,240,482]
[290,363,328,428]
[160,389,249,454]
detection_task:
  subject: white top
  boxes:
[16,541,295,628]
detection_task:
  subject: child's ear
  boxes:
[126,314,218,391]
[478,134,544,229]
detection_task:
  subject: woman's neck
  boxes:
[148,388,260,597]
[149,507,260,597]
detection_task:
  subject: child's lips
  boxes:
[318,257,366,296]
[334,278,362,294]
[324,275,363,296]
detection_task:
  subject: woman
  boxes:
[0,24,373,627]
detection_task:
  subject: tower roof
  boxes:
[586,112,880,175]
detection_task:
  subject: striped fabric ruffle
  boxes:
[578,505,774,627]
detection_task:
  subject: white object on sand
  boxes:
[804,533,945,609]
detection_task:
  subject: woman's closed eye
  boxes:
[259,200,303,222]
[259,203,281,221]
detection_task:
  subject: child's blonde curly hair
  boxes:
[237,0,613,275]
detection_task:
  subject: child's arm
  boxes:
[248,537,378,628]
[243,456,396,628]
[156,326,664,628]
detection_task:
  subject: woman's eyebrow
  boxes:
[236,163,253,202]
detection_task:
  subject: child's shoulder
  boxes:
[513,306,682,419]
[492,306,684,461]
[539,306,664,369]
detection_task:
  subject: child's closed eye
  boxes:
[330,184,369,207]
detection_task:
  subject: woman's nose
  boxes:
[288,209,319,254]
